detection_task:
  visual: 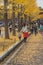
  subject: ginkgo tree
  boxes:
[0,0,42,39]
[15,0,39,22]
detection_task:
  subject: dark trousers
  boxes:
[34,30,37,36]
[30,29,33,34]
[24,37,27,42]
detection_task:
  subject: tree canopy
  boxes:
[0,0,43,21]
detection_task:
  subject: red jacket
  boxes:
[23,32,29,38]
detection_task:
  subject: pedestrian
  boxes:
[18,32,21,40]
[33,23,37,36]
[40,24,43,36]
[21,23,29,43]
[30,24,33,34]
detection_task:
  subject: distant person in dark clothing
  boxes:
[33,24,37,36]
[30,24,33,34]
[40,24,43,35]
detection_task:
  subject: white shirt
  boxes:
[21,25,28,32]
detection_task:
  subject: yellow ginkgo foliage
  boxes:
[0,0,42,21]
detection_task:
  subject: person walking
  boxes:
[30,24,33,34]
[40,24,43,36]
[21,23,29,42]
[33,23,38,36]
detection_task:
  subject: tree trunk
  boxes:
[18,12,22,32]
[4,0,9,39]
[24,14,27,25]
[12,3,16,36]
[21,17,23,27]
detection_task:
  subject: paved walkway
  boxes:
[6,33,43,65]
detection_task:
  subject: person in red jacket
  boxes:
[21,23,29,42]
